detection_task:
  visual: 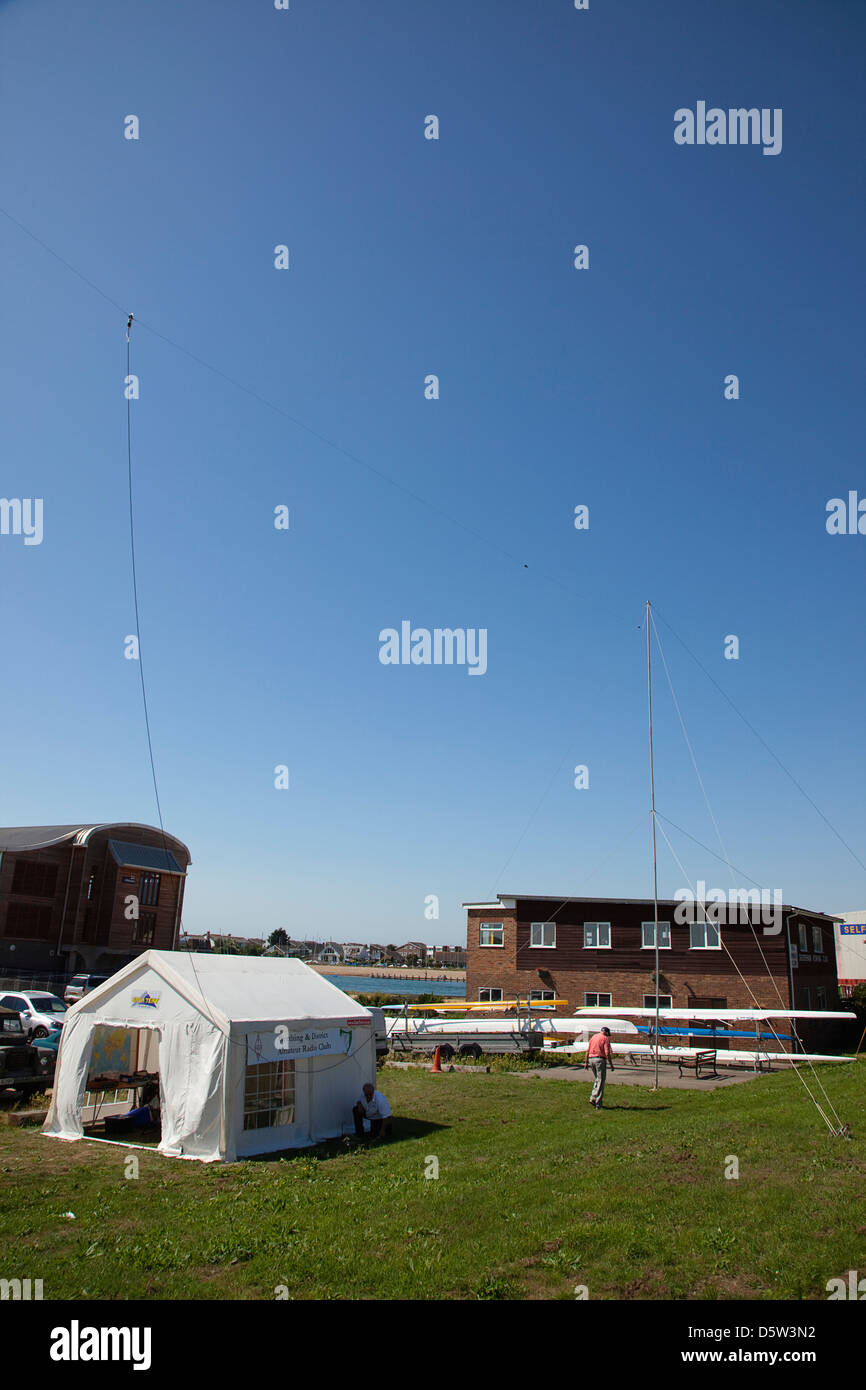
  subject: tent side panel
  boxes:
[230,1019,376,1157]
[42,1012,94,1140]
[308,1032,376,1142]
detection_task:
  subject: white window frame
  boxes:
[479,922,504,948]
[643,994,673,1009]
[816,986,828,1009]
[529,989,555,1002]
[811,924,823,954]
[689,920,721,949]
[798,923,809,954]
[584,992,612,1008]
[243,1058,295,1131]
[641,921,671,949]
[530,921,556,949]
[583,922,611,949]
[478,987,503,1003]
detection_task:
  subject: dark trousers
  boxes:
[353,1103,391,1138]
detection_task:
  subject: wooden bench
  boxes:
[677,1049,718,1079]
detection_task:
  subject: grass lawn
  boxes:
[1,1064,865,1300]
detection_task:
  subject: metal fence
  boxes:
[0,972,70,993]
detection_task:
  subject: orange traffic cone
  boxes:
[431,1045,442,1073]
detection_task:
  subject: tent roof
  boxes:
[76,950,369,1028]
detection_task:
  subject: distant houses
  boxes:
[183,934,466,968]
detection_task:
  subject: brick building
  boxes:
[0,823,191,978]
[430,945,467,968]
[464,893,842,1051]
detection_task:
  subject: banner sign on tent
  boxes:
[247,1026,354,1065]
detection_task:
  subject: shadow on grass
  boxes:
[593,1104,671,1112]
[245,1116,449,1164]
[82,1124,161,1146]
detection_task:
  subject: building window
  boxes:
[643,994,673,1009]
[86,871,98,902]
[243,1059,295,1130]
[641,921,671,949]
[811,924,822,955]
[11,859,58,898]
[133,910,156,945]
[530,921,556,948]
[478,987,503,1002]
[529,990,555,1002]
[4,902,53,940]
[584,992,612,1008]
[479,922,504,947]
[816,987,828,1009]
[689,920,720,949]
[798,923,809,954]
[139,873,161,907]
[583,922,611,949]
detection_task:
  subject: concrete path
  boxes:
[517,1063,761,1091]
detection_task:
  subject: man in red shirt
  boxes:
[584,1026,614,1108]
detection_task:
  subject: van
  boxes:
[369,1007,389,1063]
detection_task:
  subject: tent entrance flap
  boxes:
[88,1024,160,1082]
[82,1024,162,1130]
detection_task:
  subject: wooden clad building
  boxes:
[464,894,842,1051]
[0,823,191,978]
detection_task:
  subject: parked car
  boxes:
[30,1029,60,1083]
[0,1006,43,1101]
[63,973,109,1004]
[0,990,67,1040]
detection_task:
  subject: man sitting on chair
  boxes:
[353,1082,392,1140]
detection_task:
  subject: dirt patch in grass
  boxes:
[692,1273,771,1299]
[619,1270,670,1298]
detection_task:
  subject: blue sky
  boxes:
[0,0,864,944]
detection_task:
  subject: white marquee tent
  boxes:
[43,950,376,1162]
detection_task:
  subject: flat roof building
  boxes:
[464,893,842,1051]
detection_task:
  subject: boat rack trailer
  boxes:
[382,998,553,1058]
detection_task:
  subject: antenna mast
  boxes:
[647,600,661,1090]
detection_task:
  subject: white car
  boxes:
[64,973,109,1003]
[0,990,67,1040]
